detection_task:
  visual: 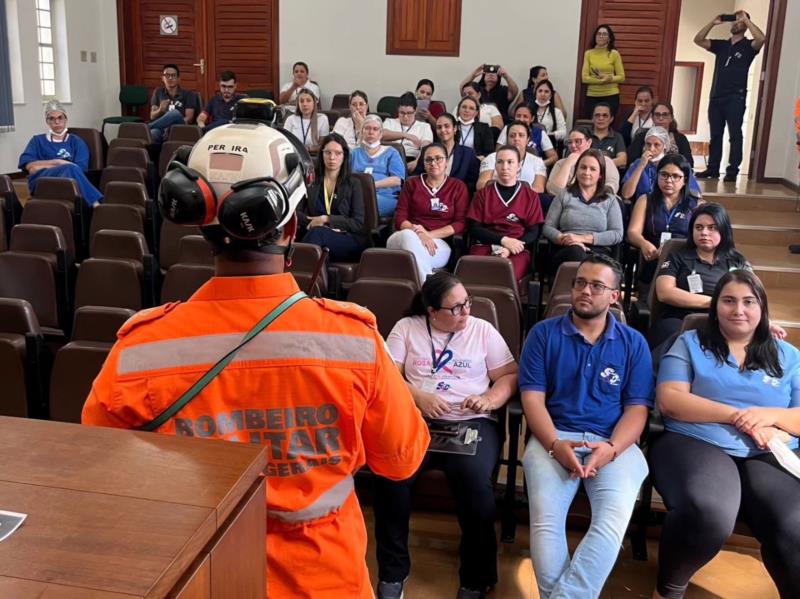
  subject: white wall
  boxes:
[278,0,581,121]
[0,0,120,174]
[764,0,800,183]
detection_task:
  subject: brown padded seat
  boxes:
[461,283,521,360]
[99,166,148,195]
[70,127,107,171]
[117,122,152,143]
[21,199,77,256]
[680,313,708,333]
[469,296,499,329]
[49,341,109,423]
[109,137,149,151]
[347,278,417,339]
[72,306,135,343]
[0,253,61,331]
[90,204,146,243]
[288,243,328,296]
[177,235,214,265]
[74,258,143,311]
[547,261,581,307]
[455,255,522,306]
[107,146,150,170]
[166,124,202,143]
[160,220,202,271]
[104,181,148,213]
[161,264,214,303]
[356,248,421,289]
[648,238,688,327]
[91,229,148,263]
[0,298,42,417]
[9,224,69,266]
[159,141,193,178]
[32,177,80,202]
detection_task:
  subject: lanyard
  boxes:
[459,124,474,146]
[635,113,651,131]
[650,198,682,234]
[427,318,455,375]
[323,183,335,215]
[300,117,311,145]
[664,200,681,231]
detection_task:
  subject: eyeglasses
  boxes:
[424,155,446,164]
[572,278,616,294]
[439,297,473,316]
[658,172,684,182]
[398,109,416,116]
[653,111,672,118]
[322,150,343,157]
[163,73,179,79]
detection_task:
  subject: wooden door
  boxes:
[117,0,279,111]
[574,0,682,120]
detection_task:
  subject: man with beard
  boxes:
[694,11,765,182]
[197,71,247,132]
[518,254,653,598]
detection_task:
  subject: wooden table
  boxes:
[0,417,267,598]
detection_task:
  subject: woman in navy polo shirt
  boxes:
[649,202,749,348]
[627,154,701,297]
[651,270,800,599]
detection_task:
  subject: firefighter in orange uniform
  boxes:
[82,100,429,599]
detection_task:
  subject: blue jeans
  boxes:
[707,94,746,175]
[149,109,185,143]
[522,430,648,599]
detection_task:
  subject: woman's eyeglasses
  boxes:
[658,172,684,182]
[439,297,473,316]
[424,155,446,165]
[653,111,672,118]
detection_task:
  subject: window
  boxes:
[36,0,55,98]
[386,0,461,57]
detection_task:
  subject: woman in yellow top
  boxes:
[582,24,625,120]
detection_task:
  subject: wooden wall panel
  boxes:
[387,0,461,57]
[574,0,681,119]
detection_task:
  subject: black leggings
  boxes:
[372,418,500,590]
[585,93,620,120]
[650,432,800,599]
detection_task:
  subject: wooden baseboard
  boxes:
[762,176,800,193]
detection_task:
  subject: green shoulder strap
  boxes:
[139,290,308,432]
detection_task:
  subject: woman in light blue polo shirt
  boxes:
[350,114,405,217]
[651,270,800,599]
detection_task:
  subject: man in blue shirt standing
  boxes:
[18,100,102,206]
[197,70,247,132]
[519,254,653,599]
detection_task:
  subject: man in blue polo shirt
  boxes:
[519,254,653,599]
[148,63,201,143]
[197,70,247,132]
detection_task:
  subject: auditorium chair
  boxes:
[159,141,193,178]
[330,94,349,110]
[31,176,91,256]
[320,111,340,130]
[116,122,152,144]
[628,237,687,333]
[90,229,157,307]
[159,220,202,273]
[99,166,149,199]
[287,243,328,297]
[327,173,380,297]
[49,306,135,423]
[0,174,23,242]
[356,248,422,289]
[167,125,202,143]
[0,298,48,418]
[177,235,214,266]
[89,204,148,250]
[108,137,149,151]
[104,181,157,252]
[21,199,78,258]
[347,278,417,339]
[376,95,400,118]
[160,263,214,303]
[0,252,65,338]
[101,84,148,137]
[74,257,143,312]
[69,127,107,185]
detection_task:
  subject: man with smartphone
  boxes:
[694,10,765,182]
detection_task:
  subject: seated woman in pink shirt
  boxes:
[386,143,469,282]
[373,272,518,598]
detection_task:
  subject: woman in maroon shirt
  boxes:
[386,143,469,282]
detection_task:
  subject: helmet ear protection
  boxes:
[157,127,314,241]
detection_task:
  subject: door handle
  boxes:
[193,58,205,75]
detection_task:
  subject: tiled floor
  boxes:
[363,508,779,599]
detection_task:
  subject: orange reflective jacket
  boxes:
[82,273,429,599]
